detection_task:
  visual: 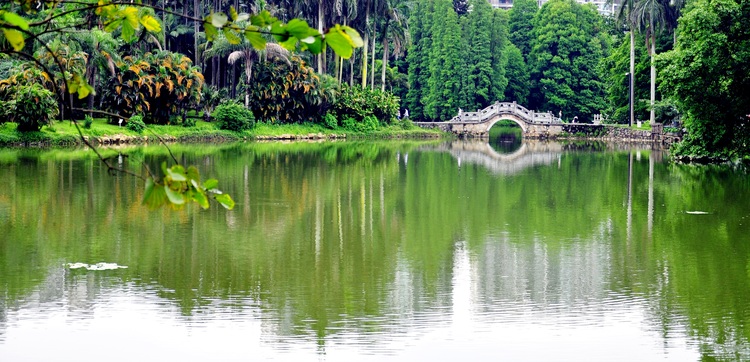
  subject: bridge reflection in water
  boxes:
[433,140,564,175]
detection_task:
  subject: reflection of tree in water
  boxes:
[488,123,523,154]
[2,144,750,360]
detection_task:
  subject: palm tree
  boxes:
[68,30,121,115]
[204,38,290,107]
[378,0,409,92]
[633,0,667,125]
[331,0,358,84]
[615,0,637,127]
[360,0,372,88]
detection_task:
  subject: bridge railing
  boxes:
[450,101,560,124]
[531,112,562,124]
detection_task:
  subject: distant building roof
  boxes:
[489,0,619,16]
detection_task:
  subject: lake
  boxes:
[1,139,749,361]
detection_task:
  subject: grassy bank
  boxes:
[0,118,445,147]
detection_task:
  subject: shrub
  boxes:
[331,85,398,128]
[83,115,94,129]
[400,118,415,130]
[323,112,339,129]
[182,117,196,127]
[127,115,146,133]
[213,101,254,132]
[12,83,59,132]
[342,115,379,132]
[0,99,15,123]
[248,56,323,124]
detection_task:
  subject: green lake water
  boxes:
[1,139,749,361]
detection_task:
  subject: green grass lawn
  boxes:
[0,118,444,146]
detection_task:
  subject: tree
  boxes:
[424,0,463,120]
[632,0,668,125]
[615,0,638,126]
[509,0,538,60]
[658,0,750,158]
[528,0,608,121]
[378,0,408,92]
[102,50,205,123]
[204,37,290,107]
[405,0,432,120]
[490,8,510,103]
[0,0,363,210]
[601,32,650,124]
[464,0,495,110]
[503,43,529,104]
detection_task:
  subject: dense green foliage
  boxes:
[658,0,750,159]
[407,0,514,121]
[247,57,324,124]
[103,51,205,123]
[509,0,538,60]
[126,115,147,134]
[213,101,255,132]
[503,44,530,104]
[331,84,399,128]
[601,34,651,124]
[528,0,608,122]
[0,0,747,160]
[8,83,59,131]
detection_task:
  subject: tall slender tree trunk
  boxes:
[245,57,252,107]
[381,35,388,92]
[361,0,370,88]
[193,0,200,65]
[370,29,376,89]
[231,64,237,99]
[317,0,324,74]
[336,55,342,84]
[629,29,635,127]
[350,49,355,86]
[649,27,656,125]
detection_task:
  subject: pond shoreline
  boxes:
[0,129,445,148]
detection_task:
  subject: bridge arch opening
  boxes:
[489,119,523,154]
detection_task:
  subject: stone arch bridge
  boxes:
[415,102,574,138]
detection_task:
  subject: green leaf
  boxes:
[122,7,139,30]
[325,28,353,59]
[244,28,266,49]
[192,191,209,209]
[143,179,167,209]
[164,185,186,205]
[279,36,298,51]
[270,21,288,43]
[121,21,136,43]
[341,26,363,48]
[2,29,24,51]
[229,6,238,21]
[103,19,122,33]
[203,178,219,190]
[250,11,276,28]
[3,12,29,30]
[223,27,242,45]
[166,165,187,181]
[210,12,228,28]
[300,29,322,53]
[286,19,310,39]
[77,82,91,99]
[140,15,162,33]
[187,166,200,182]
[204,22,218,41]
[215,193,235,210]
